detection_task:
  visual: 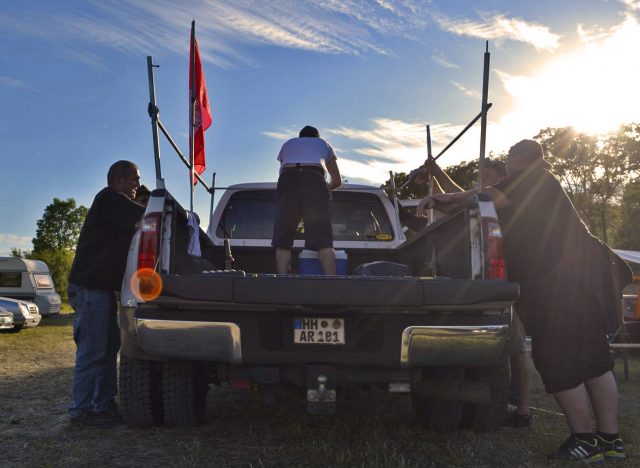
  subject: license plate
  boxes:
[294,317,345,345]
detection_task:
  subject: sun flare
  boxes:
[500,15,640,136]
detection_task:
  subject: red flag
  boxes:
[189,22,212,184]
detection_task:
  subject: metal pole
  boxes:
[209,172,217,216]
[146,56,162,184]
[389,170,402,236]
[434,103,492,161]
[189,20,196,212]
[426,125,434,224]
[478,41,490,193]
[156,119,212,192]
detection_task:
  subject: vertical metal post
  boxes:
[389,170,401,235]
[189,20,196,213]
[426,125,434,224]
[147,56,162,184]
[209,172,217,217]
[478,41,490,193]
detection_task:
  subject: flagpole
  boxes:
[426,125,434,224]
[478,41,490,193]
[189,20,196,213]
[146,56,162,184]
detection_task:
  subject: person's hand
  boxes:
[424,159,443,175]
[416,193,459,216]
[416,196,436,217]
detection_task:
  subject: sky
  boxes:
[2,0,640,255]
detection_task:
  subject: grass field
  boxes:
[1,311,639,467]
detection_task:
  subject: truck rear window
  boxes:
[216,190,394,241]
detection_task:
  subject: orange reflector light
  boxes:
[130,268,163,301]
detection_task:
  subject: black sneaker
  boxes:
[547,435,604,464]
[504,412,532,428]
[70,411,119,429]
[597,435,626,460]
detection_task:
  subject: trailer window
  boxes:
[34,274,53,289]
[0,272,21,287]
[216,190,394,241]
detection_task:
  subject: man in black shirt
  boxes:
[67,160,145,428]
[417,140,632,463]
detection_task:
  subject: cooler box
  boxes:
[299,249,348,275]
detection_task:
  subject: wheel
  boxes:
[412,367,465,432]
[461,353,510,432]
[118,354,164,427]
[162,360,209,426]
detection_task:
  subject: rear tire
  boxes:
[162,360,209,426]
[119,355,164,427]
[461,353,510,432]
[412,367,465,432]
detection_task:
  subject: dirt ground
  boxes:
[1,312,639,467]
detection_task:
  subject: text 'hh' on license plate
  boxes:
[294,317,345,345]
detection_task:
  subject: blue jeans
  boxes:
[68,284,120,416]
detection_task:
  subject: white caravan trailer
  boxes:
[0,257,61,316]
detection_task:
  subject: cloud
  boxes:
[432,52,459,69]
[0,233,32,257]
[1,0,435,69]
[451,81,481,99]
[495,14,640,136]
[434,13,561,51]
[619,0,640,10]
[0,76,32,90]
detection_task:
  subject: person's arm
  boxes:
[325,156,341,190]
[425,159,464,193]
[416,186,511,217]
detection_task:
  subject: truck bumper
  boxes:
[400,325,509,366]
[135,318,242,363]
[122,305,509,367]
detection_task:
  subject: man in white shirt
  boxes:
[272,125,342,274]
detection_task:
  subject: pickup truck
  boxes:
[118,182,519,432]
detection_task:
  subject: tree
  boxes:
[536,126,639,243]
[32,198,87,252]
[10,247,30,258]
[28,198,87,301]
[383,158,483,200]
[615,179,640,250]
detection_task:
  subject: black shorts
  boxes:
[271,170,333,250]
[524,285,614,394]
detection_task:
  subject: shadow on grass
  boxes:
[1,349,640,467]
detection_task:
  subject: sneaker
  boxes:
[504,412,532,428]
[597,435,626,460]
[547,435,604,464]
[70,411,119,429]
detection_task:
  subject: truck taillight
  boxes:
[138,213,162,271]
[483,220,506,280]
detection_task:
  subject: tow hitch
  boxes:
[307,366,336,414]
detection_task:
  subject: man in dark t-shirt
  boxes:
[67,160,145,428]
[417,140,632,463]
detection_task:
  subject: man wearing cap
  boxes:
[272,125,342,274]
[417,139,632,463]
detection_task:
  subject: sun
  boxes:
[501,15,640,137]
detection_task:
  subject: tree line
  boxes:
[388,124,640,249]
[12,124,640,299]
